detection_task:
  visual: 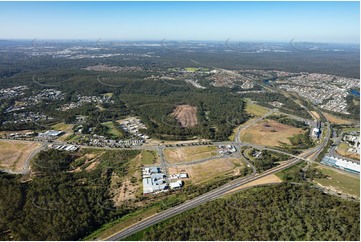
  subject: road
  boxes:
[0,75,338,240]
[106,147,319,241]
[105,126,329,241]
[22,142,47,174]
[104,77,334,241]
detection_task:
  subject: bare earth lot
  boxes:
[0,140,41,172]
[240,119,303,147]
[171,105,198,127]
[168,157,243,185]
[225,174,282,194]
[323,112,353,125]
[164,146,218,164]
[336,142,360,160]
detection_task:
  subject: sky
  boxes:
[0,1,359,44]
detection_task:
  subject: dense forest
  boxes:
[136,183,360,241]
[122,91,248,141]
[0,149,141,240]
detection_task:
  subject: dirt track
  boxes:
[171,105,198,127]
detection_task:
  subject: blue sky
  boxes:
[0,1,359,43]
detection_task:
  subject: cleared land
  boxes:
[170,105,198,127]
[323,112,353,125]
[313,165,360,197]
[245,101,269,116]
[0,140,41,172]
[225,174,282,194]
[164,146,218,164]
[310,111,320,120]
[240,119,304,147]
[167,157,243,185]
[336,142,359,160]
[110,153,143,206]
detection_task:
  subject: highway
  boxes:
[106,146,320,241]
[105,123,329,241]
[103,79,334,241]
[1,76,335,241]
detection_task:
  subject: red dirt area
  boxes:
[171,105,198,127]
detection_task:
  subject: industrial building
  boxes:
[38,130,64,138]
[169,180,183,189]
[142,166,168,194]
[321,156,360,174]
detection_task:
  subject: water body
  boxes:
[263,80,270,85]
[351,89,360,97]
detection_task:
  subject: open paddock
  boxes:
[240,119,304,147]
[168,157,243,185]
[0,139,42,172]
[313,165,360,197]
[164,146,218,164]
[323,112,354,125]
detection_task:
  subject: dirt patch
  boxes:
[240,119,304,147]
[111,175,138,206]
[323,112,353,125]
[85,161,100,171]
[310,111,320,120]
[225,174,282,194]
[170,105,198,127]
[0,140,41,172]
[110,153,142,206]
[168,157,243,185]
[164,146,217,164]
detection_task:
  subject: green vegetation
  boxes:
[312,165,360,197]
[268,114,308,128]
[32,149,75,172]
[129,183,359,241]
[102,121,125,138]
[0,149,141,241]
[241,92,312,119]
[245,101,269,116]
[276,161,307,183]
[244,148,290,172]
[140,150,158,165]
[342,127,360,132]
[122,92,248,141]
[282,129,314,149]
[346,94,360,120]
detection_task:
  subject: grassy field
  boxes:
[51,122,74,141]
[336,142,359,160]
[240,119,304,147]
[323,112,354,125]
[164,146,218,164]
[140,150,159,165]
[245,101,269,116]
[167,157,243,185]
[51,122,73,131]
[102,121,124,138]
[185,67,199,72]
[0,140,41,172]
[342,127,360,132]
[313,165,360,197]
